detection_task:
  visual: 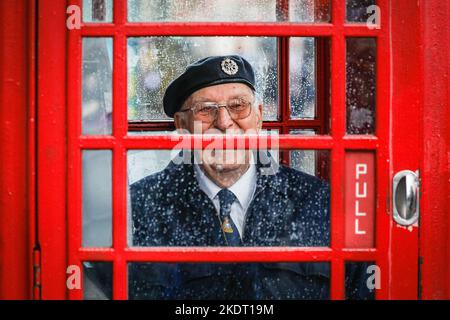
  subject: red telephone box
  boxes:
[0,0,448,300]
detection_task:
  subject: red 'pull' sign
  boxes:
[345,152,375,248]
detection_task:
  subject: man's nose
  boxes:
[213,106,234,131]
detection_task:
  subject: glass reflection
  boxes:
[345,261,376,300]
[128,0,331,23]
[346,38,376,134]
[290,38,316,119]
[83,0,113,23]
[128,0,277,22]
[128,262,330,299]
[127,147,330,247]
[290,130,318,176]
[346,0,377,22]
[82,37,113,135]
[83,261,112,300]
[127,37,278,122]
[289,0,331,22]
[82,150,112,247]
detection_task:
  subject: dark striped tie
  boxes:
[217,189,242,246]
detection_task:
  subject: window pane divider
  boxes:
[79,24,381,37]
[77,135,380,150]
[67,3,82,298]
[78,247,379,262]
[330,0,346,300]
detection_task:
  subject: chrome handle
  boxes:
[392,170,419,226]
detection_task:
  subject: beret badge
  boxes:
[221,58,239,75]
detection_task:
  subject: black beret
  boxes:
[163,55,256,117]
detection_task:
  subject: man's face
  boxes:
[174,83,263,188]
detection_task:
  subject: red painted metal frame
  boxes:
[0,0,422,301]
[61,0,392,301]
[28,0,39,300]
[24,0,447,301]
[419,0,450,299]
[38,0,69,299]
[0,0,36,300]
[19,0,441,300]
[387,0,421,299]
[80,23,380,37]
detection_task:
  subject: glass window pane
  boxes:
[289,0,331,22]
[346,38,376,134]
[345,261,376,300]
[291,149,329,180]
[128,0,277,22]
[128,0,331,23]
[346,0,376,22]
[127,37,278,122]
[128,150,174,186]
[290,38,316,119]
[83,262,112,300]
[290,129,316,135]
[82,38,113,135]
[82,150,112,247]
[289,129,318,176]
[83,0,113,23]
[128,262,330,299]
[128,145,330,247]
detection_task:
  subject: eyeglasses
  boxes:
[178,98,253,123]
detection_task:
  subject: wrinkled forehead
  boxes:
[186,83,255,104]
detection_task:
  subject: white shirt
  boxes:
[194,163,257,238]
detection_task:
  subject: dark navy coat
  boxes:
[128,158,373,300]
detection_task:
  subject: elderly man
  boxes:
[128,55,372,300]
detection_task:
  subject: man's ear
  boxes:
[256,103,263,130]
[174,112,185,130]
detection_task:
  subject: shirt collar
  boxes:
[194,161,257,210]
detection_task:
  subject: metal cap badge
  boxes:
[221,58,239,75]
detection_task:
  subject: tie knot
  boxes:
[217,189,237,215]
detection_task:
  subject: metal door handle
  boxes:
[393,170,419,226]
